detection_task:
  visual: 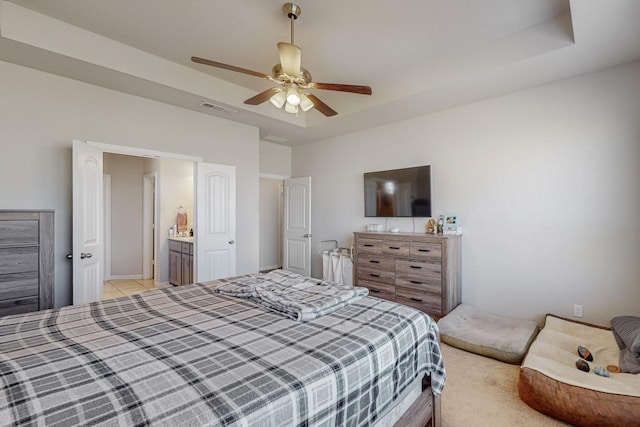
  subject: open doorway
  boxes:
[72,139,237,305]
[259,178,283,272]
[142,172,157,281]
[259,176,312,277]
[102,153,193,300]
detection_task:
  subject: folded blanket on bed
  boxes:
[611,315,640,374]
[215,269,369,321]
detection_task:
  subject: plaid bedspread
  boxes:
[215,269,369,321]
[0,276,446,426]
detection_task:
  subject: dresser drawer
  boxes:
[395,287,442,317]
[395,259,442,290]
[409,242,442,260]
[358,238,383,254]
[0,296,39,317]
[0,220,39,246]
[0,271,39,300]
[0,247,39,275]
[382,240,409,256]
[358,255,395,272]
[359,279,395,302]
[357,261,395,285]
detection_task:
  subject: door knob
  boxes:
[66,254,73,260]
[80,252,93,259]
[303,234,313,238]
[228,240,235,244]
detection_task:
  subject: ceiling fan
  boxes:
[191,3,372,117]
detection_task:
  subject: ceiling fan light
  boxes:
[269,90,286,108]
[278,42,301,77]
[299,94,314,112]
[284,103,299,114]
[286,85,301,106]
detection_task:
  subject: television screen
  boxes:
[364,166,431,217]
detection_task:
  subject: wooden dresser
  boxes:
[0,210,54,316]
[353,231,461,319]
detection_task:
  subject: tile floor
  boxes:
[102,279,159,300]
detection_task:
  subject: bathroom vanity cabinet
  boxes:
[169,238,193,286]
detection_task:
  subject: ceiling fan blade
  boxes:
[277,42,301,77]
[244,88,281,105]
[310,82,372,95]
[191,56,271,79]
[305,94,338,117]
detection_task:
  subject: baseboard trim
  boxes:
[109,274,144,280]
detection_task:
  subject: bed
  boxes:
[518,314,640,427]
[0,270,445,427]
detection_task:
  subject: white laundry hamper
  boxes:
[320,241,353,286]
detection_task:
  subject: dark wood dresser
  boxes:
[0,210,54,316]
[353,231,461,319]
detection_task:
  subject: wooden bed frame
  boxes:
[393,375,441,427]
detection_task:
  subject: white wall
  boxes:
[292,61,640,326]
[260,141,291,177]
[103,153,144,278]
[0,60,260,307]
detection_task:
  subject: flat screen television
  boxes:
[364,165,431,217]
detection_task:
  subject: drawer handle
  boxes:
[410,265,422,269]
[370,273,380,278]
[410,280,423,284]
[388,246,400,250]
[410,297,423,302]
[369,260,380,264]
[363,244,374,247]
[418,249,431,253]
[369,289,381,293]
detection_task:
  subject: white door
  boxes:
[195,162,236,282]
[283,177,311,276]
[72,140,104,304]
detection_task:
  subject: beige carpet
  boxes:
[440,343,570,426]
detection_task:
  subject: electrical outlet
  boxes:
[573,304,583,318]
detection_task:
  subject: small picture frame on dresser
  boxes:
[443,213,459,228]
[443,213,463,235]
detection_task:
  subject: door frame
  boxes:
[103,174,112,280]
[89,142,201,163]
[86,141,202,287]
[142,172,158,281]
[259,173,288,271]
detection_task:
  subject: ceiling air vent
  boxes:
[263,135,289,143]
[198,101,238,115]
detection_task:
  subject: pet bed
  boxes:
[518,314,640,427]
[437,303,539,364]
